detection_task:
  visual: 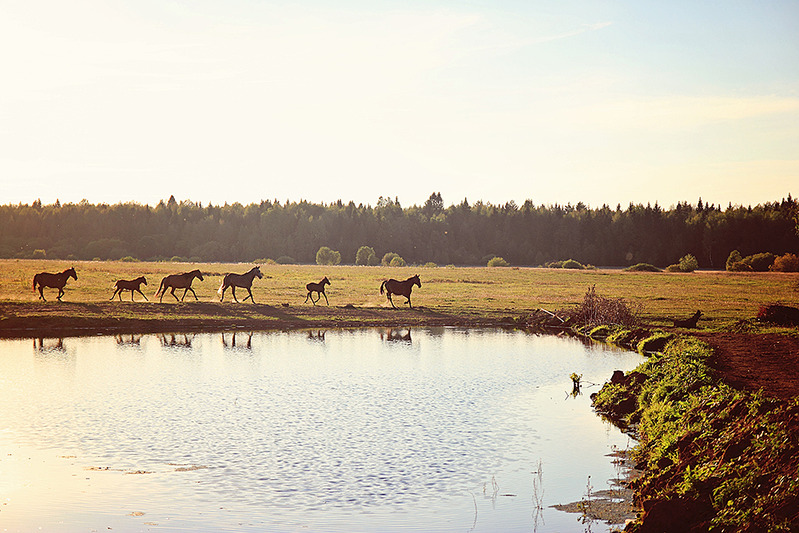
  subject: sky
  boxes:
[1,0,797,209]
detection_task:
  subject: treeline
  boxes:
[1,194,797,268]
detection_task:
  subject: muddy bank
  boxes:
[0,301,524,339]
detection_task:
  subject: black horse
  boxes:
[380,274,421,309]
[219,266,263,303]
[110,276,148,301]
[155,269,204,302]
[304,276,330,305]
[33,267,77,301]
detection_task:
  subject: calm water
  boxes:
[0,328,640,532]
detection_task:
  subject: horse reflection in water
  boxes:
[33,337,66,353]
[307,330,326,342]
[221,331,253,350]
[115,334,142,346]
[380,328,412,342]
[159,333,194,348]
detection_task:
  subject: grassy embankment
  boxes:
[592,330,798,531]
[0,258,798,337]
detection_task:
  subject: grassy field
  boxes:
[2,259,798,329]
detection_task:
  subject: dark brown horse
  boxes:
[110,276,148,301]
[304,276,330,305]
[33,267,77,301]
[380,274,421,309]
[155,269,204,302]
[219,266,263,303]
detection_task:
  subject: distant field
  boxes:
[2,259,798,327]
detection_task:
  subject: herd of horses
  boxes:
[32,266,422,308]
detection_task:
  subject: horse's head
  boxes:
[140,276,148,286]
[412,274,421,287]
[254,266,263,279]
[322,276,330,286]
[193,269,204,281]
[68,267,77,280]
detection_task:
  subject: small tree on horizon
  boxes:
[355,245,378,266]
[316,246,341,266]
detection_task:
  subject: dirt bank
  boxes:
[0,301,521,339]
[694,331,799,401]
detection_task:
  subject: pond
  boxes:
[0,328,640,532]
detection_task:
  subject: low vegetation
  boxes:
[592,335,799,531]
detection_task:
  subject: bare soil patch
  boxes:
[694,331,799,401]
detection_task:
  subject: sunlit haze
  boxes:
[1,1,797,209]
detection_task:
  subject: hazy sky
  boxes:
[1,1,797,209]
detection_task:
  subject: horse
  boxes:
[33,267,77,301]
[110,276,148,302]
[304,276,330,305]
[672,310,702,328]
[379,274,421,309]
[155,269,204,302]
[218,266,263,303]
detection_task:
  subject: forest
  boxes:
[1,193,797,269]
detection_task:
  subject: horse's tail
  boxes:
[217,277,226,295]
[32,274,38,291]
[379,280,386,295]
[155,278,166,297]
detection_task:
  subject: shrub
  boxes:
[725,250,743,271]
[316,246,341,266]
[561,285,639,327]
[665,264,682,272]
[355,246,378,266]
[120,256,140,262]
[562,259,585,270]
[389,256,406,267]
[32,249,46,259]
[276,255,296,264]
[544,260,564,268]
[678,254,699,272]
[170,255,188,262]
[381,252,402,266]
[423,262,437,268]
[741,252,775,272]
[624,263,661,272]
[487,256,509,267]
[771,253,799,272]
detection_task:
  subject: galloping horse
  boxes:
[380,274,421,309]
[33,267,77,301]
[155,269,204,302]
[218,266,263,303]
[110,276,148,302]
[304,276,330,305]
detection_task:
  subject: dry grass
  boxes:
[1,259,798,327]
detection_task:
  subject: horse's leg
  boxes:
[111,288,119,301]
[188,287,199,301]
[406,294,412,308]
[220,285,227,302]
[304,292,311,303]
[387,292,397,309]
[310,292,317,306]
[322,291,329,305]
[171,287,180,302]
[137,288,149,301]
[231,286,239,303]
[57,287,65,301]
[38,285,46,301]
[244,288,254,303]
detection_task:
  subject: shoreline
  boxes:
[0,301,526,339]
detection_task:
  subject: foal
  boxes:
[304,277,330,305]
[111,276,148,301]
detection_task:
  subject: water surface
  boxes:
[0,328,640,532]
